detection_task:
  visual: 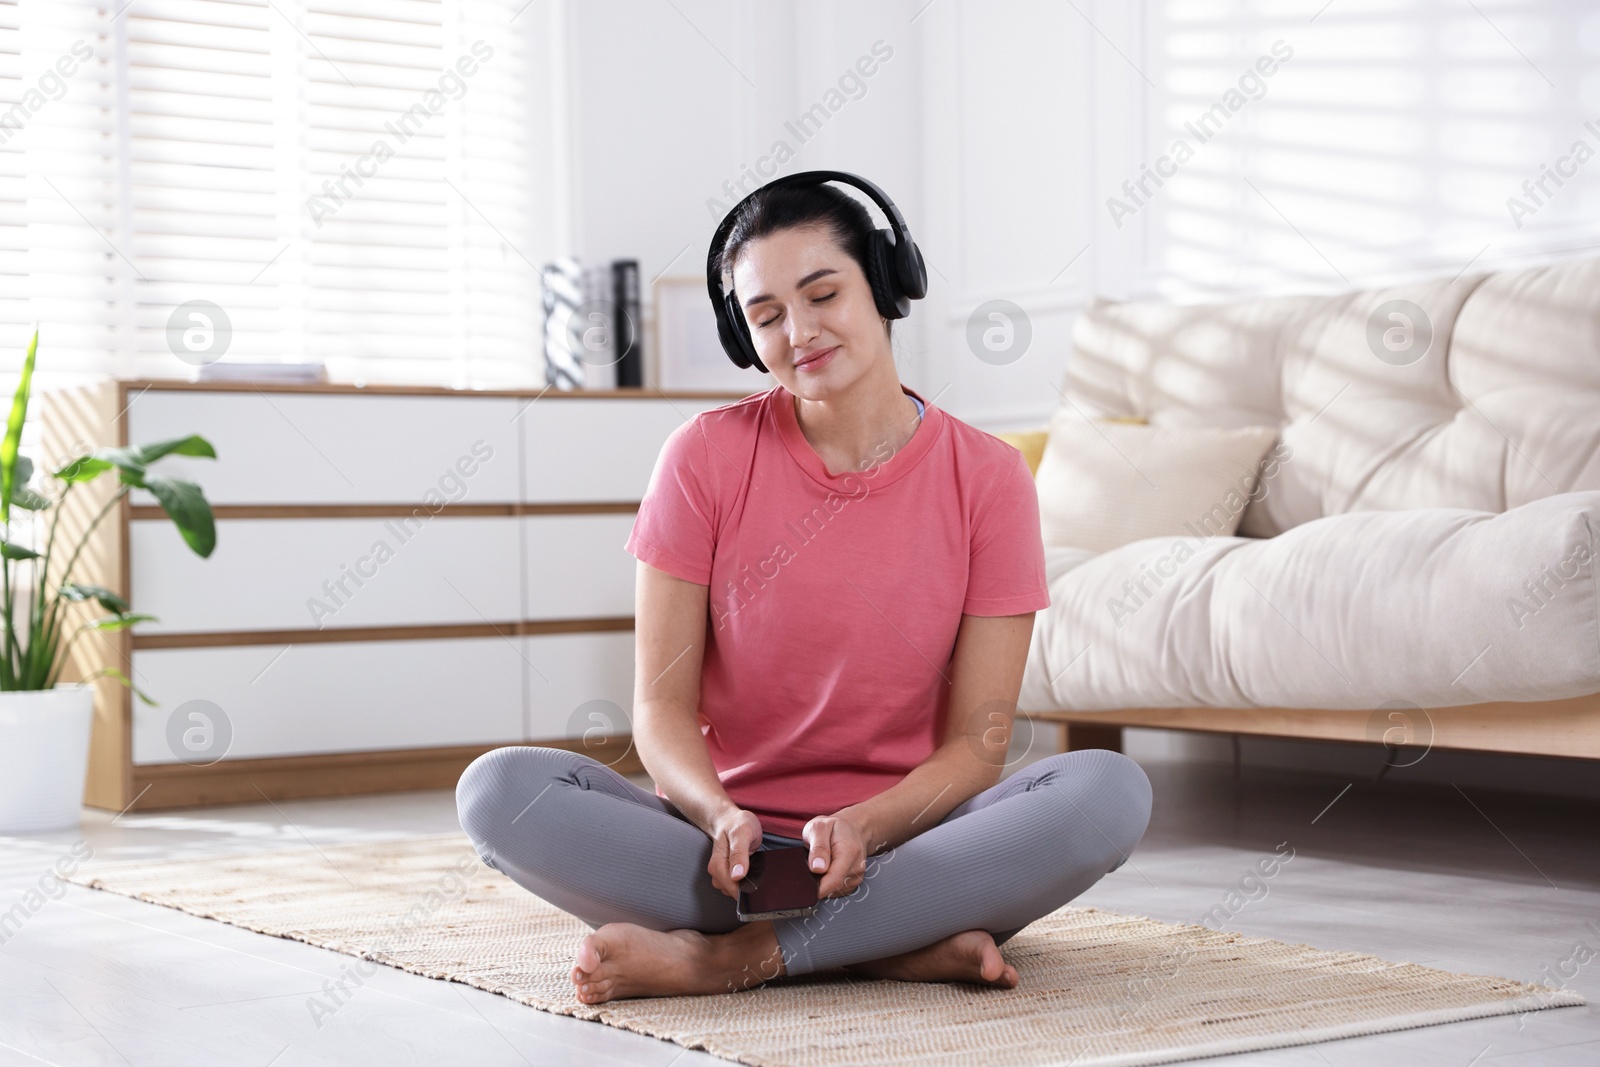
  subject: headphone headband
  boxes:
[705,170,927,373]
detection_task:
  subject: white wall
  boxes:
[545,0,924,391]
[914,0,1112,429]
[544,0,1137,426]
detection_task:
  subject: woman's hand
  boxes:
[708,807,764,899]
[801,814,870,900]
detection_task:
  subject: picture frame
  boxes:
[651,275,766,392]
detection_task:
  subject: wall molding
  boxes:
[944,287,1090,326]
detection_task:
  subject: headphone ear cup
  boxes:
[897,239,928,301]
[722,292,768,373]
[865,230,909,319]
[716,294,751,369]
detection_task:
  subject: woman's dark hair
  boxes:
[717,181,892,341]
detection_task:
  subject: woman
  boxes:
[456,176,1152,1005]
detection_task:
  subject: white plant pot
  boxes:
[0,683,95,834]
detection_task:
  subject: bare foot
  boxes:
[844,929,1020,988]
[569,920,785,1004]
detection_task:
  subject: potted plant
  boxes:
[0,329,217,833]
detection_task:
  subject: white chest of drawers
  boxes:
[38,380,745,811]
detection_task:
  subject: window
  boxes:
[4,0,541,394]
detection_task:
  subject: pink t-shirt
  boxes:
[624,383,1050,839]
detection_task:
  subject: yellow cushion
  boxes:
[994,430,1050,477]
[997,416,1147,478]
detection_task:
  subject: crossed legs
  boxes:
[455,744,1151,1000]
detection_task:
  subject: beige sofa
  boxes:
[1003,254,1600,762]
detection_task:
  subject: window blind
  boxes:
[4,0,542,395]
[0,0,23,359]
[5,0,118,398]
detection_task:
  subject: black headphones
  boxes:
[706,170,929,373]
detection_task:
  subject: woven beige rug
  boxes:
[65,832,1582,1067]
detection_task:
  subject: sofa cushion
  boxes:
[1064,292,1316,432]
[1034,411,1280,553]
[1020,491,1600,713]
[1447,256,1600,508]
[1063,255,1600,538]
[1250,273,1488,535]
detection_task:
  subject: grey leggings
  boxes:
[455,745,1152,977]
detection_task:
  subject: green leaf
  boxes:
[87,445,144,470]
[61,436,214,490]
[1,328,38,524]
[85,666,158,707]
[53,455,112,483]
[129,435,216,465]
[0,539,40,561]
[73,446,153,488]
[61,582,130,615]
[145,476,215,557]
[12,486,47,510]
[90,613,158,632]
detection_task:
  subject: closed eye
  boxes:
[756,291,837,329]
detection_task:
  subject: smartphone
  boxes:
[735,846,822,921]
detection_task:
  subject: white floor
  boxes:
[2,747,1597,1067]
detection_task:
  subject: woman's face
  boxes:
[730,223,889,397]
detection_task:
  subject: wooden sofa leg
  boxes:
[1057,723,1124,754]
